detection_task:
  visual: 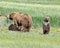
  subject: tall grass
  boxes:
[0,2,60,27]
[0,0,60,5]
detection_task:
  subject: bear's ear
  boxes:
[10,12,16,16]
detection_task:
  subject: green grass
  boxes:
[0,2,60,27]
[0,0,60,48]
[0,23,60,48]
[0,0,60,5]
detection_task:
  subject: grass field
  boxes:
[0,0,60,5]
[0,0,60,48]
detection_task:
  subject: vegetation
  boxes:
[0,0,60,5]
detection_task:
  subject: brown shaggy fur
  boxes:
[8,24,18,31]
[8,12,32,32]
[43,16,50,34]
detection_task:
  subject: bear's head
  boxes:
[44,16,50,22]
[8,12,16,20]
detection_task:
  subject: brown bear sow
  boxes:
[9,24,18,31]
[8,12,32,32]
[43,16,50,34]
[20,14,32,32]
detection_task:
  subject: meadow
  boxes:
[0,0,60,48]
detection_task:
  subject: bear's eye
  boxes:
[10,18,13,20]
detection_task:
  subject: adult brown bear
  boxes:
[8,12,32,32]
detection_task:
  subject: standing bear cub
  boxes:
[8,12,32,32]
[43,16,50,34]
